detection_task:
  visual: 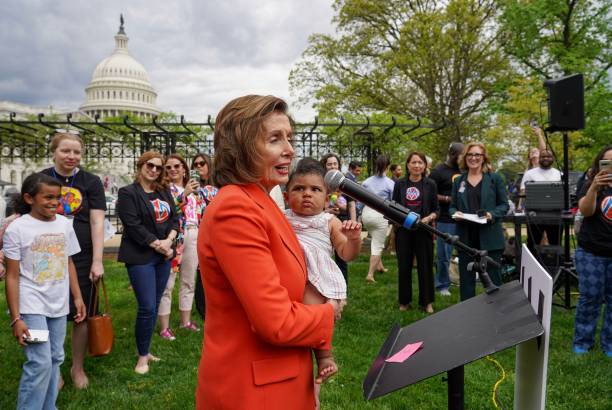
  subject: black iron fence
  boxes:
[1,112,443,232]
[0,113,442,167]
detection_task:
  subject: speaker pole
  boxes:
[553,131,578,309]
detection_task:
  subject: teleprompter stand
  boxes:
[364,222,550,409]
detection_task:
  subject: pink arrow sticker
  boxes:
[385,342,423,363]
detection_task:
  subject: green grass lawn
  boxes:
[1,256,610,409]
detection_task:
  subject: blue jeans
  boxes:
[573,247,612,353]
[17,314,67,410]
[127,254,171,356]
[435,222,456,291]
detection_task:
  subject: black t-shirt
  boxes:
[466,180,482,213]
[42,167,106,251]
[577,184,612,256]
[401,179,424,215]
[430,163,461,223]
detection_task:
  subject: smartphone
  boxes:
[23,329,49,343]
[600,159,612,172]
[190,170,200,181]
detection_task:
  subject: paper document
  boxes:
[452,213,487,224]
[385,342,423,363]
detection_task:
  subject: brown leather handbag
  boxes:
[88,277,114,356]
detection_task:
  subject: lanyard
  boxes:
[52,168,77,187]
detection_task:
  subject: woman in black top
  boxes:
[449,142,508,301]
[117,151,178,374]
[392,152,439,313]
[572,145,612,356]
[42,130,106,389]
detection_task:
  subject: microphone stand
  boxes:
[395,214,500,410]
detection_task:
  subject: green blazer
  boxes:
[449,172,509,251]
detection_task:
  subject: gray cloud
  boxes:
[0,0,334,120]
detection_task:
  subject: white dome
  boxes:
[80,17,160,119]
[92,54,151,85]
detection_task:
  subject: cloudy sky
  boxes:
[0,0,336,121]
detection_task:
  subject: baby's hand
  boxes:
[341,220,362,240]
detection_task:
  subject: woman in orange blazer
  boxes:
[196,95,341,410]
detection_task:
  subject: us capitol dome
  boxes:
[79,16,160,119]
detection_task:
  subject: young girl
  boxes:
[3,173,86,409]
[284,158,362,390]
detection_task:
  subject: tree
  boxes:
[498,0,612,166]
[290,0,512,159]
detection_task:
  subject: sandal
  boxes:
[180,322,200,332]
[159,328,176,341]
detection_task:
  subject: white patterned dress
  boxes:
[284,209,347,300]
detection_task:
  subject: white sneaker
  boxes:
[439,289,451,296]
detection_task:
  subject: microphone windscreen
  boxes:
[324,170,344,191]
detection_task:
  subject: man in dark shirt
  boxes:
[346,160,363,216]
[390,164,403,182]
[429,142,464,296]
[346,160,362,182]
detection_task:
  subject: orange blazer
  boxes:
[196,184,335,410]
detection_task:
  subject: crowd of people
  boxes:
[1,94,611,409]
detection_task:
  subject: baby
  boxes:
[284,158,362,393]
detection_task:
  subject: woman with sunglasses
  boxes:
[158,154,206,339]
[192,153,213,186]
[117,151,178,374]
[41,130,106,389]
[449,142,508,301]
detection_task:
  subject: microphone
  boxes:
[324,170,420,229]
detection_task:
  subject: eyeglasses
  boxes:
[165,164,182,170]
[466,153,484,158]
[54,129,81,136]
[145,162,163,172]
[193,161,207,168]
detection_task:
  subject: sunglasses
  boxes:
[466,153,483,158]
[193,161,207,168]
[55,129,81,136]
[165,164,182,170]
[145,162,163,172]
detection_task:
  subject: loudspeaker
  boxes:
[544,73,584,132]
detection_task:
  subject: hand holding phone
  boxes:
[23,329,49,344]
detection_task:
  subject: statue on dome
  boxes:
[118,14,125,34]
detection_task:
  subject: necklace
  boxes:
[52,168,77,187]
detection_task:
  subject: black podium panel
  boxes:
[363,281,544,400]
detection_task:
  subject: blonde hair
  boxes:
[50,132,84,153]
[459,142,493,173]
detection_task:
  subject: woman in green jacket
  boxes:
[450,142,508,301]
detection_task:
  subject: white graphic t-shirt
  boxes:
[2,214,81,317]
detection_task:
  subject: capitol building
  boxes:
[0,16,159,196]
[0,16,159,121]
[79,17,160,119]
